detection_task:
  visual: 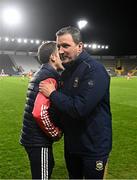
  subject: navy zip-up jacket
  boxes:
[49,51,112,157]
[20,64,60,147]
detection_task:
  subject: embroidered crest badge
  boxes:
[96,160,103,171]
[73,77,79,88]
[88,80,94,87]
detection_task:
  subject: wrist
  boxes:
[49,90,56,98]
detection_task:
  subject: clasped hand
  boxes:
[39,80,56,97]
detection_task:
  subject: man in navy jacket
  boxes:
[39,26,112,179]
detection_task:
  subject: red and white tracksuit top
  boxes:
[32,78,62,141]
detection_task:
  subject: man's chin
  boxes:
[62,59,72,64]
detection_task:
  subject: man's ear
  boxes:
[79,42,83,48]
[77,42,83,54]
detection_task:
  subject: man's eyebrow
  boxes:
[60,43,70,46]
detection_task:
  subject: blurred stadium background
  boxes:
[0,37,137,77]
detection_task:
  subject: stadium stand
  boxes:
[10,54,40,74]
[92,55,117,76]
[120,58,137,74]
[0,54,18,75]
[0,51,40,76]
[1,52,137,76]
[0,38,137,77]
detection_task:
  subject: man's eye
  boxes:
[57,45,60,49]
[57,44,69,49]
[63,44,69,48]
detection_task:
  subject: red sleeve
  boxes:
[32,78,62,141]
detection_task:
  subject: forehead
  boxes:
[56,33,74,44]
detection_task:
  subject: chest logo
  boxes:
[73,77,79,88]
[96,160,103,171]
[88,80,94,87]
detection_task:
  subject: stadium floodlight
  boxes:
[11,38,15,42]
[35,40,40,44]
[5,37,9,42]
[84,44,88,48]
[17,38,22,43]
[23,39,28,43]
[2,7,22,26]
[92,44,97,49]
[30,40,34,44]
[77,19,88,29]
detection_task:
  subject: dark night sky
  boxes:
[0,0,137,55]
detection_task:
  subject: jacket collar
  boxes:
[75,50,90,65]
[41,63,60,78]
[63,50,90,70]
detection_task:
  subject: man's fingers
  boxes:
[49,79,55,86]
[39,81,44,86]
[49,80,52,84]
[39,83,44,88]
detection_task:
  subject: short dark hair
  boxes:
[56,26,82,44]
[37,41,57,64]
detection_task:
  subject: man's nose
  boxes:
[59,53,64,61]
[58,46,64,54]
